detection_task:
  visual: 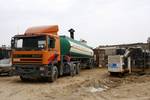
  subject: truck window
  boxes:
[48,37,55,48]
[16,39,23,48]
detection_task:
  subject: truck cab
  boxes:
[11,25,61,81]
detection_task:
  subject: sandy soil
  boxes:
[0,68,149,100]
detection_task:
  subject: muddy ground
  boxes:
[0,68,150,100]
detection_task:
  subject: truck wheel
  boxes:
[58,65,63,77]
[8,70,15,76]
[76,63,80,74]
[89,63,94,69]
[118,73,124,78]
[8,71,13,76]
[49,66,58,82]
[20,76,28,81]
[110,72,116,76]
[70,64,76,77]
[73,64,76,76]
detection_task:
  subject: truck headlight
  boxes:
[13,58,20,62]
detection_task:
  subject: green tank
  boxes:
[60,36,93,58]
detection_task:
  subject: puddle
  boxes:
[87,85,108,93]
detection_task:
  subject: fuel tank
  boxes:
[60,36,93,58]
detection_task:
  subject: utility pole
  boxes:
[143,47,146,72]
[147,37,150,68]
[148,37,150,51]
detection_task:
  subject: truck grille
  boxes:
[13,54,42,64]
[14,54,42,58]
[20,58,42,62]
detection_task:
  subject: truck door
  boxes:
[47,36,58,64]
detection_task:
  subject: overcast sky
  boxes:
[0,0,150,48]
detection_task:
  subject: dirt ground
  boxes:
[0,68,150,100]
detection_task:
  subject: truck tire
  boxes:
[58,65,63,77]
[8,71,13,76]
[20,76,28,81]
[118,73,124,78]
[48,66,58,82]
[88,63,94,69]
[73,64,76,76]
[70,64,76,77]
[76,63,80,74]
[110,72,116,76]
[8,70,15,76]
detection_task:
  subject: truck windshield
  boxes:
[14,36,46,50]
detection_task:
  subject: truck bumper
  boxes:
[14,64,50,79]
[0,67,13,75]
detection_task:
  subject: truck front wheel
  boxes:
[48,66,58,82]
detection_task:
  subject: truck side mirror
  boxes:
[11,37,15,49]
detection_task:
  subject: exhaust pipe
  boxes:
[68,28,75,39]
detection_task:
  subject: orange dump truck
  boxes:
[11,25,94,82]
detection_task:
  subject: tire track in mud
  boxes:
[0,68,149,100]
[8,89,24,97]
